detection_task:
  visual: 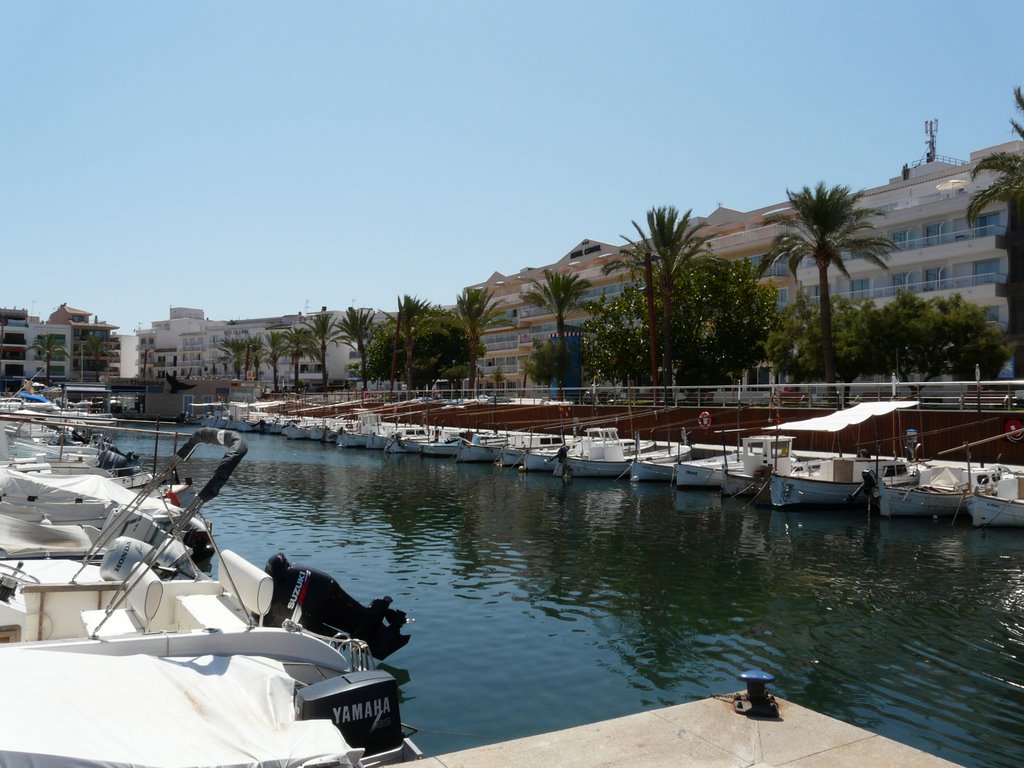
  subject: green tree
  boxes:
[766,294,869,383]
[396,295,433,395]
[581,287,659,386]
[82,334,108,381]
[283,327,316,390]
[30,334,66,386]
[609,206,716,391]
[218,338,248,379]
[247,336,266,381]
[361,306,466,391]
[302,311,346,391]
[336,307,376,391]
[523,340,569,394]
[266,331,289,392]
[757,183,895,383]
[522,269,592,397]
[455,287,505,396]
[968,86,1024,223]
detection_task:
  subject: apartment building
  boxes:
[470,137,1024,385]
[136,307,362,390]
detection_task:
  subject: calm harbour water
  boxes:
[125,429,1024,767]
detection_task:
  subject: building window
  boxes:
[924,222,942,246]
[974,212,1001,236]
[891,272,909,289]
[891,230,910,249]
[850,278,870,298]
[974,259,999,279]
[984,306,1000,323]
[924,266,945,291]
[776,287,788,310]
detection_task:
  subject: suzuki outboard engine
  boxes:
[295,670,404,757]
[264,553,410,660]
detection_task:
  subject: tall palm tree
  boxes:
[968,86,1024,223]
[608,206,716,392]
[283,326,316,390]
[455,287,505,396]
[757,183,894,383]
[30,334,66,386]
[522,269,592,398]
[302,311,346,391]
[218,338,248,379]
[82,334,108,382]
[247,336,266,382]
[266,331,289,392]
[336,307,376,392]
[396,295,433,395]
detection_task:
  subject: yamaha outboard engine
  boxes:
[295,670,405,757]
[264,553,410,660]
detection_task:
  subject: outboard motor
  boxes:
[96,444,142,477]
[295,669,404,757]
[99,535,195,581]
[264,553,410,660]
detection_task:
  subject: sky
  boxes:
[3,1,1023,333]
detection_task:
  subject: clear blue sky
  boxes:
[4,1,1023,332]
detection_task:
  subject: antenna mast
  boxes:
[924,119,938,163]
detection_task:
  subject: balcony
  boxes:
[831,271,1006,302]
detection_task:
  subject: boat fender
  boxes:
[264,553,411,660]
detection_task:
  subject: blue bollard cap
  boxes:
[739,669,775,684]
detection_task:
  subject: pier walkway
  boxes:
[417,694,963,768]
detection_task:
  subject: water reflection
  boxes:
[118,431,1024,766]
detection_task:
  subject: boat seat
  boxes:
[175,593,250,631]
[219,549,274,619]
[81,564,163,638]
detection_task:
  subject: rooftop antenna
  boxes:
[924,119,938,163]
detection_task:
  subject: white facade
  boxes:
[137,307,362,390]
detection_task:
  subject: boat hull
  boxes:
[967,493,1024,527]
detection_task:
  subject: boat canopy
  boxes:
[774,401,919,433]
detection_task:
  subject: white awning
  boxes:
[774,401,919,433]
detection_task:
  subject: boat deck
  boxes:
[418,694,962,768]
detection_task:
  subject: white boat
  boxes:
[720,435,797,503]
[0,428,417,765]
[770,455,915,510]
[338,410,384,448]
[765,400,921,510]
[674,452,741,489]
[455,432,507,463]
[499,432,566,468]
[878,463,1010,518]
[561,427,643,479]
[629,444,693,482]
[966,472,1024,527]
[383,426,431,454]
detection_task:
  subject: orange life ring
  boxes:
[164,490,182,507]
[1005,418,1024,442]
[697,411,712,429]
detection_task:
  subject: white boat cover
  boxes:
[0,649,360,768]
[774,401,919,433]
[0,513,94,554]
[0,467,171,513]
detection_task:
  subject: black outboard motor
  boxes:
[264,553,410,660]
[96,444,142,477]
[295,670,404,757]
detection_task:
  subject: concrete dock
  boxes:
[416,694,963,768]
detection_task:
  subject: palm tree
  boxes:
[968,86,1024,224]
[283,326,316,390]
[247,336,266,381]
[30,334,66,386]
[266,331,289,392]
[336,307,376,392]
[455,287,505,396]
[302,311,346,391]
[218,338,248,379]
[82,334,108,382]
[396,295,433,395]
[757,183,895,383]
[522,269,592,398]
[608,206,716,393]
